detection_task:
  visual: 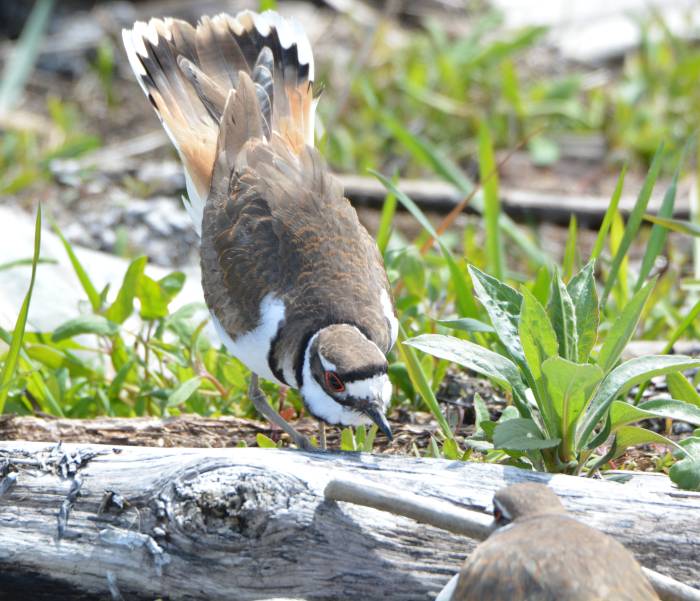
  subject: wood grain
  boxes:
[1,442,699,600]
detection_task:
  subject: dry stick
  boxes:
[324,477,700,601]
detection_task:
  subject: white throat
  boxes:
[300,332,391,426]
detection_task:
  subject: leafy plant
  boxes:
[406,262,700,477]
[0,219,293,423]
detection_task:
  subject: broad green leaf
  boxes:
[438,317,495,334]
[398,328,454,439]
[531,265,552,306]
[578,355,700,449]
[105,256,147,324]
[478,122,503,280]
[137,271,186,320]
[547,272,577,362]
[472,392,490,438]
[405,334,527,403]
[442,438,461,460]
[597,278,656,374]
[52,314,119,342]
[542,357,603,455]
[256,433,277,448]
[519,287,557,405]
[669,437,700,491]
[591,164,626,260]
[638,399,700,426]
[468,265,524,367]
[612,426,680,460]
[52,219,101,312]
[602,143,664,305]
[166,376,202,408]
[667,372,700,408]
[108,358,135,401]
[0,206,41,413]
[611,399,700,428]
[493,417,559,451]
[340,427,356,451]
[567,260,599,363]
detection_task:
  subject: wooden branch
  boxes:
[1,441,699,600]
[337,174,691,226]
[324,477,700,601]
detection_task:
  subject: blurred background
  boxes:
[2,0,700,271]
[1,0,699,456]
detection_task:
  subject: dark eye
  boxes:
[324,371,345,393]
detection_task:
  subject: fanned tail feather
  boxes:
[122,10,316,235]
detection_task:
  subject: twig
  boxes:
[324,476,700,601]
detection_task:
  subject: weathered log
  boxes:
[1,441,699,601]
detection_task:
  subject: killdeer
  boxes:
[122,11,397,449]
[442,482,659,601]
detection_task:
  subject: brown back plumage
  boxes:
[453,489,659,601]
[200,137,393,384]
[122,11,316,211]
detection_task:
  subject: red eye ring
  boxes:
[324,371,345,393]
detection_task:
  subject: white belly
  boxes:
[209,294,287,386]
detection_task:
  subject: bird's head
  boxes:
[301,324,393,439]
[492,482,565,528]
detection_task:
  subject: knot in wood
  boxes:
[171,467,304,539]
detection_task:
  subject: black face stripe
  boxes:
[340,365,388,383]
[267,319,289,386]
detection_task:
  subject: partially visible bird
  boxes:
[440,482,659,601]
[121,11,397,450]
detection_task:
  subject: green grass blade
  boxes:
[377,109,475,194]
[0,0,54,112]
[663,298,700,354]
[636,167,680,290]
[52,219,101,312]
[376,183,397,255]
[598,278,656,374]
[372,171,478,318]
[397,327,453,440]
[602,145,664,305]
[375,110,549,267]
[0,206,42,413]
[642,214,700,237]
[562,215,577,281]
[478,122,504,279]
[591,164,627,261]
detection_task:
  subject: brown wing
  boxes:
[201,139,393,369]
[453,515,659,601]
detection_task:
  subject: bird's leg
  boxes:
[248,373,314,451]
[318,421,327,451]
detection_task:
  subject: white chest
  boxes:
[210,294,288,386]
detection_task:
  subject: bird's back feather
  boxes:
[122,11,317,234]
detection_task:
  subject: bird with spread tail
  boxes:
[437,482,659,601]
[122,11,397,450]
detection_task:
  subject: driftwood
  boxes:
[1,441,700,600]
